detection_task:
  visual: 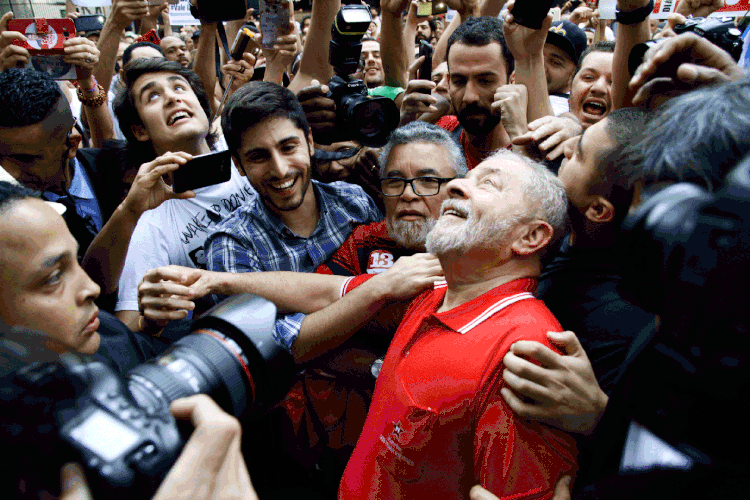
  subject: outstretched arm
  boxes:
[288,0,341,94]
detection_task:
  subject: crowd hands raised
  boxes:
[1,0,749,498]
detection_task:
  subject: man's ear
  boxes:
[584,196,615,224]
[511,220,554,256]
[509,70,516,84]
[131,124,150,142]
[307,130,315,158]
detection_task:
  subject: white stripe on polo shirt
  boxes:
[456,292,535,334]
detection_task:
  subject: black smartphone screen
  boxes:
[418,41,433,81]
[511,0,557,30]
[173,150,232,193]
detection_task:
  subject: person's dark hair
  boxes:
[590,108,649,227]
[618,77,750,193]
[446,16,515,77]
[221,81,310,156]
[361,36,378,43]
[300,14,311,29]
[122,41,164,67]
[0,181,41,215]
[0,68,63,128]
[577,40,615,72]
[427,18,438,33]
[112,58,214,161]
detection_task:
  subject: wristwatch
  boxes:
[615,0,655,25]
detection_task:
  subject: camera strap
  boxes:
[215,23,232,92]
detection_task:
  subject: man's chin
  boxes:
[457,114,501,137]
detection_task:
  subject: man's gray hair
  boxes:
[489,150,569,236]
[379,122,468,178]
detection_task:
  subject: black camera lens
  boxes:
[126,331,253,420]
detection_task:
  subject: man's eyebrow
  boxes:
[40,247,76,269]
[138,81,158,102]
[416,168,440,176]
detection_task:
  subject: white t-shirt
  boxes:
[115,163,256,312]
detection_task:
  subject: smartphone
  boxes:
[172,150,232,193]
[417,40,433,80]
[259,0,291,50]
[73,14,105,33]
[512,0,557,30]
[9,18,80,80]
[417,1,432,17]
[139,29,161,46]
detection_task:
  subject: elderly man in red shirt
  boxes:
[338,150,578,500]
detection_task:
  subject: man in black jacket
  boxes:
[0,68,115,261]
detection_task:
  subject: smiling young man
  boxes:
[206,80,381,283]
[111,58,254,330]
[569,42,615,129]
[361,38,385,90]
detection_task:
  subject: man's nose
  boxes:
[446,177,469,199]
[268,151,290,179]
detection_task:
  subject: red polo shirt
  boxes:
[338,278,578,500]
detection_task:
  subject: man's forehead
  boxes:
[385,142,455,176]
[544,44,574,64]
[579,51,613,74]
[162,36,185,48]
[0,200,71,268]
[362,41,380,52]
[134,71,189,92]
[448,42,508,72]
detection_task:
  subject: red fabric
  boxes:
[339,279,578,500]
[280,221,418,465]
[436,115,512,171]
[316,220,415,276]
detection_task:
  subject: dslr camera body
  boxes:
[324,4,399,147]
[1,294,296,499]
[628,17,744,77]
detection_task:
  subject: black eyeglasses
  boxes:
[379,176,454,197]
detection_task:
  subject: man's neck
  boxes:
[568,223,617,248]
[154,137,211,157]
[269,183,320,238]
[465,124,511,157]
[437,253,539,313]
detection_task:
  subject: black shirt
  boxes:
[538,240,656,395]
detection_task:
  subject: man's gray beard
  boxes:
[387,217,437,251]
[426,201,515,257]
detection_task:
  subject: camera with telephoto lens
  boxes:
[628,17,744,77]
[0,294,296,499]
[324,4,399,147]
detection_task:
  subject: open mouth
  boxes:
[168,110,191,126]
[269,176,297,193]
[581,100,607,117]
[441,202,468,219]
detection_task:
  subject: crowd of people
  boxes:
[0,0,748,498]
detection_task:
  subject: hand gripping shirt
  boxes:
[338,278,578,500]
